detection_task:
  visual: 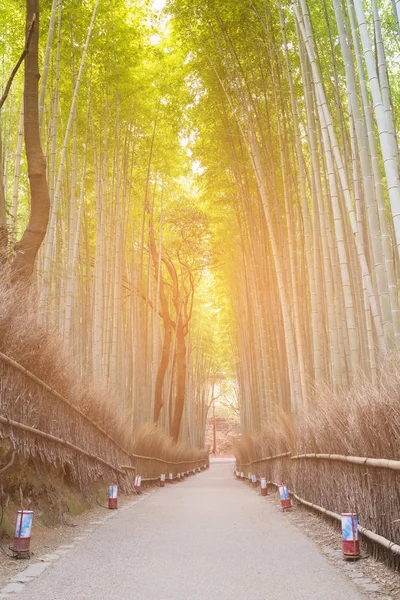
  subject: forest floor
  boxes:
[0,460,398,599]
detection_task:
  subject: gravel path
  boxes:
[8,460,367,599]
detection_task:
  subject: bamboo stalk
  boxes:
[238,450,400,472]
[290,453,400,470]
[237,452,291,467]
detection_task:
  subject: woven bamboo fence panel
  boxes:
[236,452,400,562]
[0,355,208,493]
[0,356,135,492]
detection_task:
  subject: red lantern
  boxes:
[260,477,268,496]
[341,512,360,559]
[278,483,291,509]
[12,510,33,556]
[108,484,118,509]
[134,475,142,493]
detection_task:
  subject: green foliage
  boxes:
[6,0,400,432]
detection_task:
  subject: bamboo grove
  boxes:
[2,0,400,442]
[0,0,224,447]
[171,0,400,431]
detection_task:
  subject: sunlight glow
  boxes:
[152,0,166,11]
[192,160,204,175]
[150,33,162,44]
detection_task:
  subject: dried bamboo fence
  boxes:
[236,452,400,563]
[0,353,208,494]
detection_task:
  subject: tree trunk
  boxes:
[154,323,173,423]
[149,218,174,424]
[11,0,50,284]
[171,315,187,441]
[211,382,216,455]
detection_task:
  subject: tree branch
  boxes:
[0,15,36,111]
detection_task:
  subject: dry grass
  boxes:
[0,284,207,493]
[0,284,130,447]
[234,368,400,462]
[132,424,208,476]
[233,410,295,464]
[233,369,400,565]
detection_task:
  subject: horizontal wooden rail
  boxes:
[0,414,207,482]
[0,351,132,460]
[244,478,400,558]
[0,352,208,468]
[290,453,400,471]
[131,454,207,465]
[286,487,400,558]
[237,451,400,472]
[237,452,290,467]
[0,416,124,474]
